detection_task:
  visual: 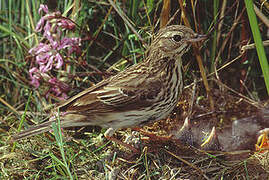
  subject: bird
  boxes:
[12,25,206,149]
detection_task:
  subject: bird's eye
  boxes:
[172,34,182,42]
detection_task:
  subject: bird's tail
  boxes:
[11,113,90,142]
[11,120,56,141]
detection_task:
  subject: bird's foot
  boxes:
[104,128,140,153]
[105,134,140,153]
[132,127,172,141]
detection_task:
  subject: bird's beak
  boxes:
[186,34,207,43]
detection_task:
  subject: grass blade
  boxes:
[244,0,269,95]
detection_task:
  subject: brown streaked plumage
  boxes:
[12,25,206,142]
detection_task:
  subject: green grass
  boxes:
[51,111,74,179]
[244,0,269,95]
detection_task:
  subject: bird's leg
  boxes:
[132,127,172,141]
[104,128,139,153]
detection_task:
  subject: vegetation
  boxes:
[0,0,268,179]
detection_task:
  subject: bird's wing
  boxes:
[57,67,163,114]
[96,77,163,110]
[57,79,110,112]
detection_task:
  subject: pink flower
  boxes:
[32,43,50,54]
[57,19,75,30]
[38,4,49,14]
[29,42,64,73]
[28,4,82,98]
[46,78,69,100]
[35,18,45,32]
[59,37,81,55]
[29,67,40,88]
[55,53,63,69]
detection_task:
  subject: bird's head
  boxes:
[150,25,206,58]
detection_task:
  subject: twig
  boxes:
[241,40,269,52]
[254,4,269,28]
[0,97,19,115]
[164,149,210,180]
